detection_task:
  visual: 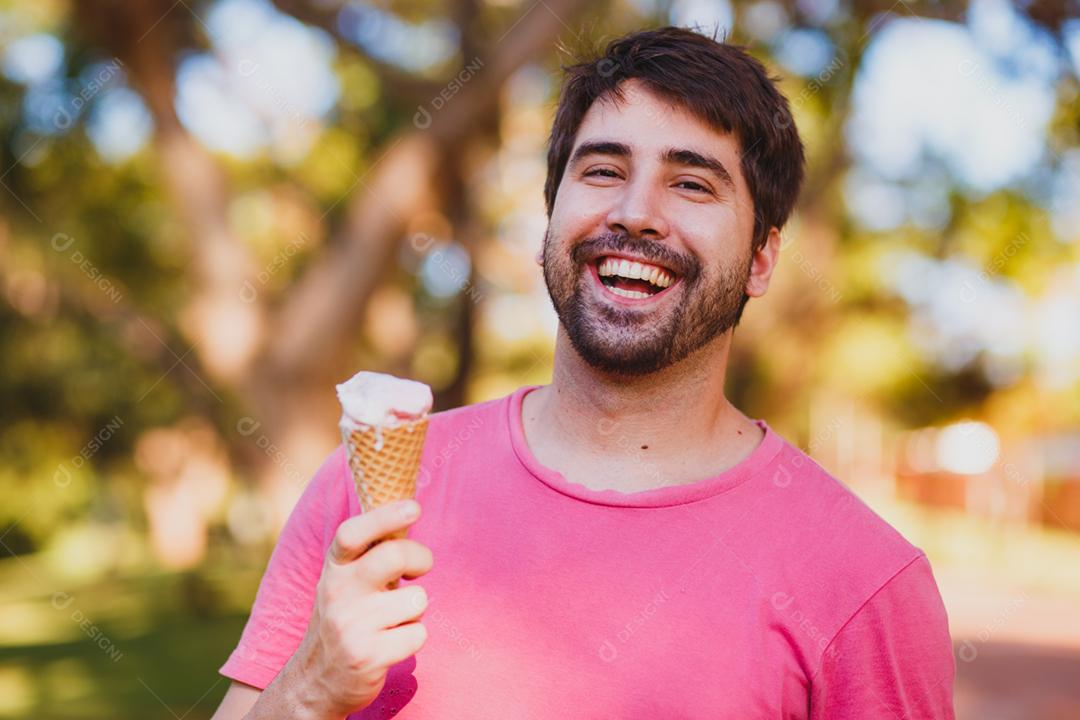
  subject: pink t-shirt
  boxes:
[220,385,955,718]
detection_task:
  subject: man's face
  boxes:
[543,80,760,376]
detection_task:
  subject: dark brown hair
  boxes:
[544,26,806,252]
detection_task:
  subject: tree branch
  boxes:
[263,0,593,381]
[267,0,443,102]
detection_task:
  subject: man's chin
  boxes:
[582,353,672,377]
[566,332,673,376]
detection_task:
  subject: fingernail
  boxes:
[399,501,419,521]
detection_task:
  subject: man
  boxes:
[212,26,956,719]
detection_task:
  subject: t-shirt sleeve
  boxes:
[810,554,956,719]
[219,445,352,690]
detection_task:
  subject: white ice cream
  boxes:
[336,371,433,431]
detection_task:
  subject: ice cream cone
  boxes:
[341,417,429,534]
[336,371,433,590]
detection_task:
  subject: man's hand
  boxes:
[271,500,433,719]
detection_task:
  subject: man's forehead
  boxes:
[570,89,745,194]
[576,82,742,160]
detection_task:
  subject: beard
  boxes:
[542,228,751,376]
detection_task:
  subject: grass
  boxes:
[0,547,266,719]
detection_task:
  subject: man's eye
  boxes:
[676,180,711,193]
[584,168,619,178]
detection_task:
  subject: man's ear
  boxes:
[745,227,782,298]
[535,250,544,267]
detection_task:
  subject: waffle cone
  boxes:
[342,418,428,591]
[341,417,429,543]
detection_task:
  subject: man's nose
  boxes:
[605,176,669,239]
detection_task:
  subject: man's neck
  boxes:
[521,328,764,493]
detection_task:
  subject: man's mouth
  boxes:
[592,255,678,300]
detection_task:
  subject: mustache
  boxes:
[568,232,698,281]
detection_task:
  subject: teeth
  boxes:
[607,286,652,299]
[597,256,674,288]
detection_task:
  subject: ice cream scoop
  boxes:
[336,371,433,431]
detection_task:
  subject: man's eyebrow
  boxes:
[663,147,736,192]
[568,140,631,168]
[569,140,737,192]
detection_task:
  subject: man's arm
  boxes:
[210,663,355,720]
[810,554,956,719]
[210,655,362,720]
[210,672,332,720]
[210,682,260,720]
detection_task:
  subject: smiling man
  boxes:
[212,27,956,720]
[531,74,780,493]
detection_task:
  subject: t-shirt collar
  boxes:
[506,384,785,508]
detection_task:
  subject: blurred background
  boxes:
[2,0,1079,717]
